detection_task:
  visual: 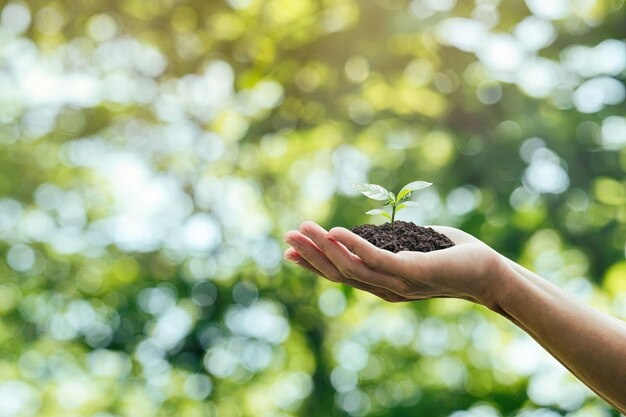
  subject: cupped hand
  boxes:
[283,221,507,309]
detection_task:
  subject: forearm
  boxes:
[494,257,626,412]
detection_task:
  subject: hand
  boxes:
[283,221,507,309]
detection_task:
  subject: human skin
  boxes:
[283,221,626,412]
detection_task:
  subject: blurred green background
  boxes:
[0,0,625,416]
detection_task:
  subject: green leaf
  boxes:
[352,183,393,201]
[366,209,392,220]
[396,180,432,202]
[396,201,420,211]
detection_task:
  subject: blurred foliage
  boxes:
[0,0,625,416]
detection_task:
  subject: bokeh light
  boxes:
[0,0,625,416]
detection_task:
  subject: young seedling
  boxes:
[352,181,432,229]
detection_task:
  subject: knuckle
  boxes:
[297,246,313,261]
[298,221,315,234]
[329,272,344,283]
[372,291,389,301]
[328,227,342,237]
[395,253,414,275]
[379,292,401,303]
[340,265,357,279]
[366,250,383,270]
[380,293,394,302]
[393,278,412,295]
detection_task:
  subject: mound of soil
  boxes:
[351,221,454,253]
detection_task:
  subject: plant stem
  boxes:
[391,203,396,230]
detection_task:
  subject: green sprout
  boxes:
[352,180,432,229]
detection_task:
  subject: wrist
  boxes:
[480,253,523,317]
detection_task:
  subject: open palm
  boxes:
[283,221,505,309]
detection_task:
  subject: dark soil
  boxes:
[351,221,454,253]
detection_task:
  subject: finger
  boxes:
[299,221,409,294]
[284,246,337,278]
[284,230,343,282]
[284,248,326,276]
[284,247,302,262]
[327,226,419,276]
[285,234,405,302]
